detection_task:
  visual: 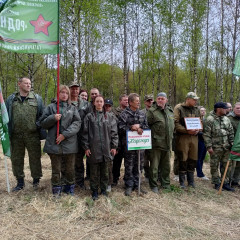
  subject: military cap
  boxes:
[214,102,228,109]
[186,92,199,100]
[104,99,113,106]
[144,94,154,101]
[68,81,80,88]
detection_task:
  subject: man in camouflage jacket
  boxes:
[203,102,234,191]
[118,93,148,196]
[6,77,44,191]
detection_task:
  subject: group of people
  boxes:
[5,77,239,201]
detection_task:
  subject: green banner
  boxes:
[0,0,59,54]
[0,83,10,157]
[233,49,240,76]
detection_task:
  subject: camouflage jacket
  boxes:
[147,102,174,150]
[118,107,149,147]
[71,97,90,120]
[174,102,201,134]
[203,111,234,150]
[112,106,124,119]
[6,91,44,137]
[228,112,240,135]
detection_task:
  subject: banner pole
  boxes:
[4,156,10,193]
[138,150,141,196]
[218,160,230,195]
[56,0,60,137]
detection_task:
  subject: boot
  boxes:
[92,191,99,201]
[179,173,186,189]
[52,186,62,197]
[62,185,75,195]
[33,178,40,190]
[187,171,195,188]
[69,184,75,196]
[125,187,132,196]
[12,178,25,192]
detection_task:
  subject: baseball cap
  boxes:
[214,102,228,109]
[186,92,199,100]
[104,99,113,106]
[68,81,80,88]
[144,94,154,101]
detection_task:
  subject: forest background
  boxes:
[0,0,239,110]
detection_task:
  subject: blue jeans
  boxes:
[197,138,207,177]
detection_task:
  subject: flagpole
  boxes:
[56,0,60,137]
[4,156,10,193]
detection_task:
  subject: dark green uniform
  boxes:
[228,112,240,183]
[147,103,174,189]
[203,111,234,184]
[82,111,118,192]
[6,91,43,180]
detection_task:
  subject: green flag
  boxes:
[233,49,240,76]
[0,0,59,54]
[230,122,240,162]
[0,82,10,157]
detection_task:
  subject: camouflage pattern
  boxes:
[112,106,124,119]
[203,111,234,184]
[89,162,108,191]
[123,149,144,188]
[49,153,75,186]
[118,107,148,188]
[210,149,231,184]
[6,91,44,180]
[11,132,42,179]
[149,149,171,188]
[203,111,234,151]
[228,112,240,183]
[174,103,200,173]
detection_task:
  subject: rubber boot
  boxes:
[187,171,195,188]
[69,184,75,196]
[33,178,40,190]
[179,173,186,189]
[52,186,62,198]
[12,178,25,192]
[92,191,99,200]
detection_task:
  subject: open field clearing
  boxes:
[0,151,239,240]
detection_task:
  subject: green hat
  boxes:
[186,92,199,100]
[144,94,154,101]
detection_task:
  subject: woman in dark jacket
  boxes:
[40,85,81,196]
[82,95,118,200]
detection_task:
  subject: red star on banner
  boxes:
[30,14,53,36]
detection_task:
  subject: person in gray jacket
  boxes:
[40,85,81,196]
[82,95,118,200]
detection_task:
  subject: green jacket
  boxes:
[174,102,201,134]
[6,91,44,137]
[147,102,174,150]
[82,111,118,163]
[228,112,240,135]
[203,111,234,150]
[40,101,81,154]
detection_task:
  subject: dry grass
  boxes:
[0,149,239,240]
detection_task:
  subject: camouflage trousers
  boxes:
[108,161,113,185]
[10,132,42,180]
[149,149,171,189]
[89,161,108,192]
[210,149,231,184]
[124,150,144,188]
[49,153,75,186]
